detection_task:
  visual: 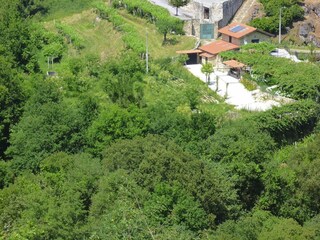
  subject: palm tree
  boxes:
[201,63,213,85]
[169,0,190,16]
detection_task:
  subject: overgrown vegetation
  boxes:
[1,1,320,239]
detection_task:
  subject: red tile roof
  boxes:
[176,49,202,54]
[199,40,239,55]
[218,22,256,39]
[223,60,246,68]
[199,52,215,58]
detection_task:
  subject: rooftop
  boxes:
[218,22,256,39]
[199,40,239,55]
[176,49,203,54]
[223,60,246,68]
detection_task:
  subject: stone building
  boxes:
[182,0,244,39]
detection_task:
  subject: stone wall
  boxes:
[219,0,244,28]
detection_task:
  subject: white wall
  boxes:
[241,31,272,45]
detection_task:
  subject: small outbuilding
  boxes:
[223,59,246,79]
[176,49,202,65]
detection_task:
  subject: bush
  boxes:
[240,76,257,91]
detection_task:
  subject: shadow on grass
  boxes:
[162,37,179,46]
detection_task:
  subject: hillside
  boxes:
[1,1,320,239]
[247,0,320,47]
[288,0,320,46]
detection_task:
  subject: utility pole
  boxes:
[146,29,149,74]
[279,7,285,45]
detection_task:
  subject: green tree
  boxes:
[101,53,145,107]
[87,170,152,239]
[0,0,41,72]
[169,0,190,16]
[0,153,102,239]
[259,218,315,240]
[102,135,240,225]
[156,17,184,43]
[18,0,48,17]
[7,79,95,171]
[201,63,213,84]
[0,54,25,159]
[86,104,150,155]
[212,210,317,240]
[259,134,320,223]
[206,120,276,209]
[145,182,209,231]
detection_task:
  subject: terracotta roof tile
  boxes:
[199,52,215,58]
[223,60,246,68]
[176,49,202,54]
[199,40,239,55]
[218,22,256,39]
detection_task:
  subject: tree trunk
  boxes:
[216,77,219,92]
[163,32,167,43]
[176,7,179,16]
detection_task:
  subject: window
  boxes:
[204,7,209,19]
[229,36,232,43]
[251,39,260,43]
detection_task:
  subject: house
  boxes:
[177,22,274,64]
[219,22,274,46]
